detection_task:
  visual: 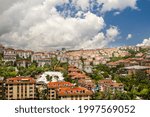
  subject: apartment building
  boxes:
[78,79,96,91]
[57,87,93,100]
[16,60,31,67]
[31,52,51,67]
[3,48,16,63]
[0,78,4,99]
[0,44,4,54]
[124,65,150,75]
[37,58,51,67]
[99,79,124,93]
[47,82,74,100]
[5,77,36,100]
[16,49,33,59]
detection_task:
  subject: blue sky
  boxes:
[0,0,149,50]
[105,0,150,47]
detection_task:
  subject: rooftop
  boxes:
[57,87,93,96]
[124,65,150,70]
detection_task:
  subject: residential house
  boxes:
[124,65,150,75]
[16,49,33,59]
[31,52,51,67]
[99,79,124,93]
[78,79,96,91]
[57,87,93,100]
[47,82,74,100]
[83,65,93,73]
[16,60,31,67]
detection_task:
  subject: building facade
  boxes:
[5,77,36,100]
[47,82,74,100]
[0,78,4,99]
[57,87,93,100]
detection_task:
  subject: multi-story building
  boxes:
[16,49,33,59]
[16,60,31,67]
[5,77,36,100]
[31,52,51,67]
[99,79,124,93]
[37,58,51,67]
[57,87,93,100]
[124,65,150,75]
[47,82,74,100]
[0,77,4,99]
[78,79,96,91]
[0,44,5,54]
[3,48,16,63]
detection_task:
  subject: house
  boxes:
[47,82,74,100]
[16,49,33,59]
[16,60,31,67]
[124,65,150,75]
[99,79,124,93]
[57,87,93,100]
[145,50,150,60]
[31,52,51,67]
[68,65,81,73]
[83,60,91,66]
[37,58,51,67]
[93,60,100,66]
[83,65,93,73]
[99,79,113,92]
[78,79,96,91]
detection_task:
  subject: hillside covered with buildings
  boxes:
[0,44,150,100]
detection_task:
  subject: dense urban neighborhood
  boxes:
[0,44,150,100]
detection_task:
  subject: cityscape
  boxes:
[0,0,150,100]
[0,44,150,100]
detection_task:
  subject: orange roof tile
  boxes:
[47,82,74,88]
[6,77,35,84]
[57,87,93,96]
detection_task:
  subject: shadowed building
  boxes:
[0,77,4,99]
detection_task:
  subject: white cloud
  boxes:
[97,0,137,13]
[0,0,137,50]
[106,26,119,41]
[137,38,150,47]
[78,26,119,49]
[72,0,89,11]
[126,34,132,40]
[0,0,106,50]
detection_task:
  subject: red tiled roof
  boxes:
[68,68,80,72]
[99,79,113,84]
[6,77,35,84]
[57,87,93,96]
[47,82,74,88]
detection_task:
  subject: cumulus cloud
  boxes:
[97,0,137,13]
[0,0,138,50]
[137,38,150,47]
[72,0,89,11]
[78,26,119,49]
[126,34,132,40]
[0,0,105,50]
[0,0,19,13]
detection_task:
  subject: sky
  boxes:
[0,0,149,51]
